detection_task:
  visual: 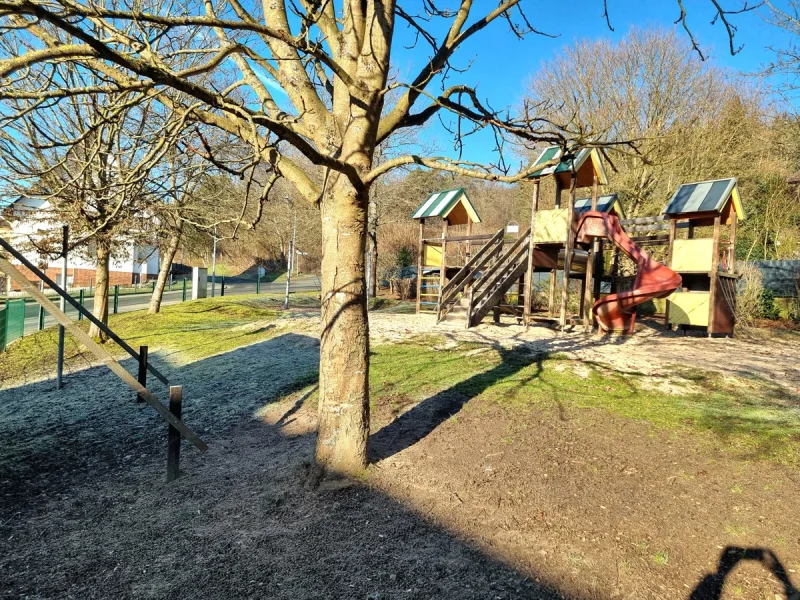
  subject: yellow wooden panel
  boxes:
[672,239,714,272]
[424,243,442,267]
[668,292,710,326]
[533,208,570,243]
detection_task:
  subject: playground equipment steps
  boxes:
[437,227,531,328]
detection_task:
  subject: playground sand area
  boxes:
[1,309,799,599]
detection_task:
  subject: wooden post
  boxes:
[664,219,677,328]
[559,174,577,327]
[554,178,563,209]
[137,345,148,403]
[729,209,738,272]
[523,180,540,325]
[416,218,425,313]
[582,176,600,328]
[465,219,473,264]
[548,270,557,316]
[708,215,721,336]
[593,240,604,300]
[167,385,183,482]
[38,305,45,330]
[182,277,187,302]
[437,219,448,313]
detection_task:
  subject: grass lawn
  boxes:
[1,297,798,599]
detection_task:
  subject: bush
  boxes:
[789,276,800,325]
[395,247,414,269]
[734,264,763,328]
[757,289,781,320]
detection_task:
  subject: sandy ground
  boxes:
[1,311,799,599]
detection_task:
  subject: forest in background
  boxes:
[189,27,800,284]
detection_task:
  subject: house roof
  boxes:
[411,188,481,224]
[574,193,626,219]
[528,146,609,185]
[663,177,745,221]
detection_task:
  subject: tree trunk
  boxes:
[89,244,110,342]
[149,227,182,314]
[316,175,370,475]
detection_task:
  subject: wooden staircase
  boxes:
[436,227,531,328]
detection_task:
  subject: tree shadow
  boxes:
[690,546,799,600]
[0,332,588,600]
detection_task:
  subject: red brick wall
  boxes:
[10,264,135,290]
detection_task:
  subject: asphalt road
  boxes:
[19,274,321,337]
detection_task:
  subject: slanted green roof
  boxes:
[528,146,609,184]
[574,193,626,219]
[411,188,481,223]
[663,178,745,221]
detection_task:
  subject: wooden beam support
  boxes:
[523,180,540,325]
[416,218,425,314]
[437,218,448,315]
[708,215,721,335]
[729,208,738,272]
[559,173,577,327]
[0,256,208,452]
[663,219,677,329]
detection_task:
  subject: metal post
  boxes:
[166,385,183,482]
[78,288,84,320]
[211,226,217,298]
[152,280,156,294]
[284,196,294,310]
[113,284,119,314]
[38,304,45,330]
[136,345,148,402]
[56,225,68,389]
[221,276,225,297]
[256,273,261,294]
[182,278,187,302]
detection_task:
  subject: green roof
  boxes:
[529,147,591,178]
[411,188,480,223]
[663,178,745,220]
[574,193,625,219]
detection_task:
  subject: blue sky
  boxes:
[387,1,793,168]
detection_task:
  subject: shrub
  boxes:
[395,247,414,269]
[757,289,781,320]
[734,264,763,328]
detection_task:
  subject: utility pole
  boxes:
[210,225,217,298]
[284,196,295,310]
[56,225,68,390]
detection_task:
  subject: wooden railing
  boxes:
[436,229,505,322]
[467,228,531,316]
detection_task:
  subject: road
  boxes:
[20,275,321,337]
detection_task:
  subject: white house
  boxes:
[1,197,159,291]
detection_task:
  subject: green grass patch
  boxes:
[368,340,800,466]
[0,294,301,385]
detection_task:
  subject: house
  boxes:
[1,197,159,291]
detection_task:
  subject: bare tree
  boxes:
[0,0,751,476]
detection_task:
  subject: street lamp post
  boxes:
[284,196,295,310]
[210,225,217,298]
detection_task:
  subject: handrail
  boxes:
[469,228,531,311]
[437,232,505,322]
[0,235,169,386]
[440,229,503,299]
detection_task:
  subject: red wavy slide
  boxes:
[576,211,682,333]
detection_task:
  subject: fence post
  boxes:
[152,280,156,294]
[78,289,85,320]
[256,273,261,294]
[136,345,148,402]
[166,385,183,482]
[38,304,45,330]
[113,284,119,314]
[221,276,225,297]
[182,278,187,302]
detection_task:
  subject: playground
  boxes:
[1,295,799,599]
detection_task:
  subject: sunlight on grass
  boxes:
[369,340,800,466]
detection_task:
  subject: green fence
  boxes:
[0,299,25,352]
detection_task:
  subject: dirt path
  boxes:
[1,312,798,599]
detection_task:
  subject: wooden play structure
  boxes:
[413,147,745,336]
[662,178,743,336]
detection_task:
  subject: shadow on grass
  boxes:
[0,332,578,600]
